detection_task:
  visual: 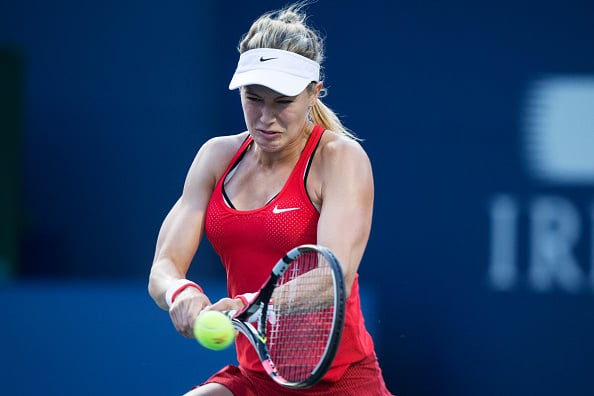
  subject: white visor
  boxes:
[229,48,320,96]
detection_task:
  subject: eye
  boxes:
[246,95,262,102]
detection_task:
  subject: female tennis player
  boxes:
[148,2,392,395]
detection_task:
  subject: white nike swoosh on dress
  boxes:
[272,205,301,214]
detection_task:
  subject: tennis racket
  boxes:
[228,244,347,389]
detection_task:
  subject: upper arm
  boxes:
[152,140,217,276]
[315,136,374,296]
[149,135,242,307]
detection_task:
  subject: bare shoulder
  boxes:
[316,130,371,168]
[185,132,249,192]
[307,130,373,207]
[199,132,249,162]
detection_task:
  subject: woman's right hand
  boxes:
[168,288,212,338]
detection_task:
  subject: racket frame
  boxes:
[227,244,347,389]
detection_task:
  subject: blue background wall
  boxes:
[1,1,593,395]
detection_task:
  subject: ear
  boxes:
[310,82,323,106]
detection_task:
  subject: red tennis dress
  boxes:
[202,125,391,395]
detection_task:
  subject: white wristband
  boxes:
[165,279,203,308]
[236,292,258,307]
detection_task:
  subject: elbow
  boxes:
[147,270,162,306]
[147,275,157,302]
[344,274,356,299]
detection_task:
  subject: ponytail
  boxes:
[309,85,358,140]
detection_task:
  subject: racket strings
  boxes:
[268,251,336,382]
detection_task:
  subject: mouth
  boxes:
[258,129,280,137]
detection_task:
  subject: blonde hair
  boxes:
[238,2,357,140]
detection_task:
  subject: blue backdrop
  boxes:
[1,1,593,395]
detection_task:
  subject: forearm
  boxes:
[149,199,204,309]
[148,257,186,310]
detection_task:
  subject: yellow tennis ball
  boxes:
[193,310,235,351]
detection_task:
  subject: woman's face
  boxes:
[240,83,321,152]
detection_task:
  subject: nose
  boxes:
[260,104,276,123]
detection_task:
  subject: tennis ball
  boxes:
[193,310,235,351]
